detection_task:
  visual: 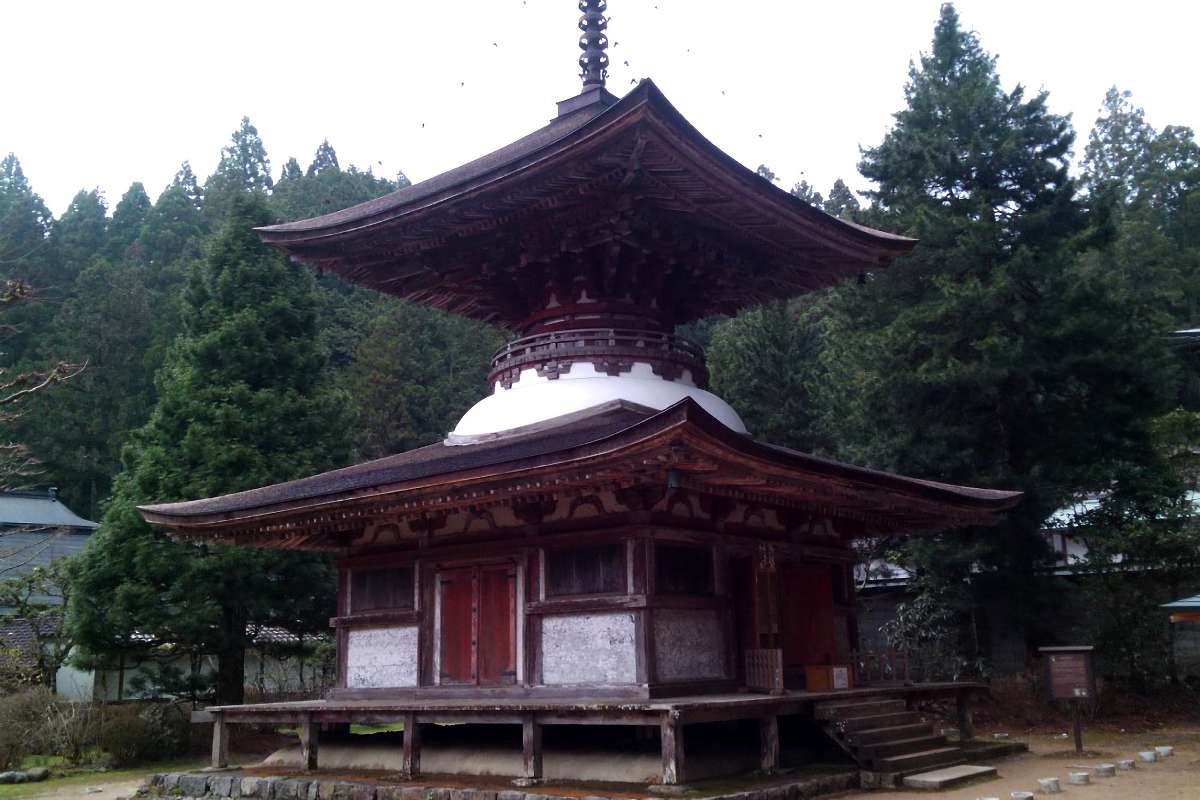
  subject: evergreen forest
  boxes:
[3,4,1199,700]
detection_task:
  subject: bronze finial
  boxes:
[578,0,609,89]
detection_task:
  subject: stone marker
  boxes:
[1068,772,1090,785]
[1094,763,1116,777]
[1138,751,1158,763]
[1037,777,1062,794]
[1116,759,1135,770]
[1155,746,1174,757]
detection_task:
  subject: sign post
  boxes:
[1039,646,1095,754]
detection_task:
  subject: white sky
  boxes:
[4,0,1199,216]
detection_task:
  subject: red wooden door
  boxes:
[439,568,476,684]
[779,564,836,667]
[438,564,516,686]
[477,566,517,685]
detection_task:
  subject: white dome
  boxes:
[452,361,747,438]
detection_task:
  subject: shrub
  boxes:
[44,701,99,765]
[95,703,189,767]
[0,688,57,769]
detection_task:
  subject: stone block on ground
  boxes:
[902,764,997,790]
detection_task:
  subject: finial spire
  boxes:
[578,0,609,90]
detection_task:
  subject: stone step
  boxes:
[814,698,907,720]
[859,734,948,761]
[847,722,937,746]
[838,711,922,733]
[877,746,965,773]
[901,764,999,790]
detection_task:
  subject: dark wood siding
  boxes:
[545,543,625,597]
[655,544,714,596]
[350,565,415,613]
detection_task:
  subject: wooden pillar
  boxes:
[660,712,686,786]
[521,714,543,784]
[211,714,229,769]
[956,690,975,742]
[299,714,319,771]
[402,712,421,778]
[759,715,779,774]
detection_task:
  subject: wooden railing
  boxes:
[745,648,785,695]
[852,648,976,685]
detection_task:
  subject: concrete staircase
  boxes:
[815,698,969,785]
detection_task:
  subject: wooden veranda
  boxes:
[200,682,985,786]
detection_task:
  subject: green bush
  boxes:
[0,688,56,769]
[95,703,189,767]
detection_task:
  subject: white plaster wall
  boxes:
[541,612,637,686]
[346,626,419,689]
[653,608,726,682]
[452,362,748,437]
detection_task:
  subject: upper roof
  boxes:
[0,492,98,530]
[140,399,1020,544]
[256,81,915,328]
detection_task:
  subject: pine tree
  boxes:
[830,3,1177,652]
[789,180,824,207]
[279,157,303,183]
[822,179,861,220]
[106,182,151,263]
[54,190,109,284]
[708,300,828,453]
[307,140,340,177]
[342,301,503,457]
[203,117,273,226]
[69,193,352,703]
[138,169,207,271]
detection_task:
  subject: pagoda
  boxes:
[141,2,1020,787]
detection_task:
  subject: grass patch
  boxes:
[0,757,206,799]
[350,723,404,735]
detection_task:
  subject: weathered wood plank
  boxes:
[522,714,543,783]
[759,715,779,774]
[211,715,229,769]
[299,714,319,771]
[402,712,421,777]
[660,711,685,785]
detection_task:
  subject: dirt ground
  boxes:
[847,728,1200,800]
[6,779,145,800]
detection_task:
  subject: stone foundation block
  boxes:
[179,774,210,796]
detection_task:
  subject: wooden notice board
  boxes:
[1040,646,1095,701]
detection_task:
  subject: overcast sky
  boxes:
[5,1,1198,216]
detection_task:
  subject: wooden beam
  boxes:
[759,715,779,774]
[660,711,686,785]
[956,690,976,742]
[402,712,421,778]
[521,714,543,784]
[299,714,319,771]
[211,714,229,769]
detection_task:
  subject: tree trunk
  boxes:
[216,645,246,705]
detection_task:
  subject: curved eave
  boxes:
[138,399,1019,539]
[255,80,913,266]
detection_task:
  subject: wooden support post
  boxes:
[956,690,975,742]
[402,712,421,778]
[299,713,319,771]
[521,714,543,784]
[660,712,686,786]
[211,714,229,769]
[759,715,779,774]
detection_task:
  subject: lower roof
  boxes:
[139,399,1021,543]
